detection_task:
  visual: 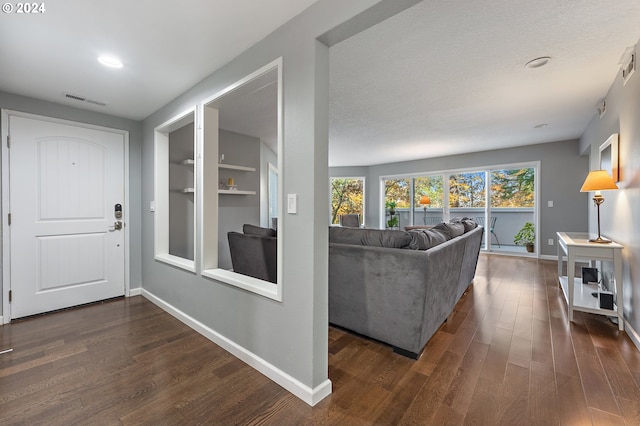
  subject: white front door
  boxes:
[8,114,126,319]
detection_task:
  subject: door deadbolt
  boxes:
[115,203,123,219]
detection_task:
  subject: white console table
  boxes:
[556,232,624,330]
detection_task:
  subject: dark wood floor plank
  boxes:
[575,352,621,416]
[1,255,639,425]
[528,360,559,425]
[556,372,592,425]
[497,362,530,425]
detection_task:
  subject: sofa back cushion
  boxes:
[450,217,478,232]
[329,227,412,249]
[432,222,465,239]
[408,228,449,250]
[243,224,276,237]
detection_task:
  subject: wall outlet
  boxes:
[548,238,554,246]
[548,200,553,207]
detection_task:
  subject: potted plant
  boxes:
[385,200,397,215]
[514,222,535,252]
[387,215,399,229]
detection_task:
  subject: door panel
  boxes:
[9,115,125,318]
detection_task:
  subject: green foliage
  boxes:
[385,200,397,210]
[514,222,535,245]
[387,215,399,228]
[384,179,411,209]
[331,178,364,224]
[491,168,534,207]
[414,176,444,208]
[449,172,486,207]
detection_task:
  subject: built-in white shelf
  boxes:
[182,159,195,166]
[218,189,256,195]
[218,163,256,172]
[182,188,195,193]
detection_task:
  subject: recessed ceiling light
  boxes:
[98,55,123,68]
[524,56,551,69]
[534,123,548,128]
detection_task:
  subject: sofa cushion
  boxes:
[243,224,276,237]
[451,216,478,232]
[431,222,464,239]
[329,227,412,249]
[408,228,449,250]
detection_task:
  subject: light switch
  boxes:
[287,194,297,214]
[548,200,553,207]
[548,238,554,246]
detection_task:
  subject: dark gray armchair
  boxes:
[339,214,361,227]
[227,225,277,283]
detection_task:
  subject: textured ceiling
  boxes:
[329,0,640,166]
[1,1,639,168]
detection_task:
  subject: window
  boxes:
[449,172,486,208]
[330,177,364,225]
[154,108,196,272]
[380,163,538,254]
[201,59,283,301]
[414,175,444,225]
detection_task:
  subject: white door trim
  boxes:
[1,109,130,323]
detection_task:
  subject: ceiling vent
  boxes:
[64,93,107,107]
[619,46,636,86]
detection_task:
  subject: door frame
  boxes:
[1,109,131,323]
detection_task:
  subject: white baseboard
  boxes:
[625,319,640,352]
[128,287,142,297]
[0,315,3,326]
[141,289,331,406]
[540,254,557,261]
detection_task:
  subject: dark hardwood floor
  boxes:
[2,255,640,425]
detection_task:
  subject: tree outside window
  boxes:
[414,175,444,208]
[449,172,486,208]
[491,168,534,207]
[330,177,364,225]
[384,178,411,209]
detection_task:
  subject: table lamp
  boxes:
[419,195,431,225]
[580,170,618,243]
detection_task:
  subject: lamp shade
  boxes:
[419,195,431,205]
[580,170,618,192]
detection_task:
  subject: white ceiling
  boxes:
[1,1,640,168]
[329,0,640,166]
[0,0,318,121]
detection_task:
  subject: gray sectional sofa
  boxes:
[329,219,483,359]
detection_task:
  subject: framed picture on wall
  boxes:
[599,133,619,182]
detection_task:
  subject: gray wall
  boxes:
[0,90,143,317]
[140,0,402,393]
[579,40,640,338]
[330,140,589,257]
[218,129,260,270]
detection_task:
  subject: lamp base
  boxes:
[588,237,612,244]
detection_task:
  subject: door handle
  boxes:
[108,221,123,231]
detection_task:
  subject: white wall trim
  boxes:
[141,288,331,406]
[625,319,640,352]
[128,288,142,297]
[0,315,4,326]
